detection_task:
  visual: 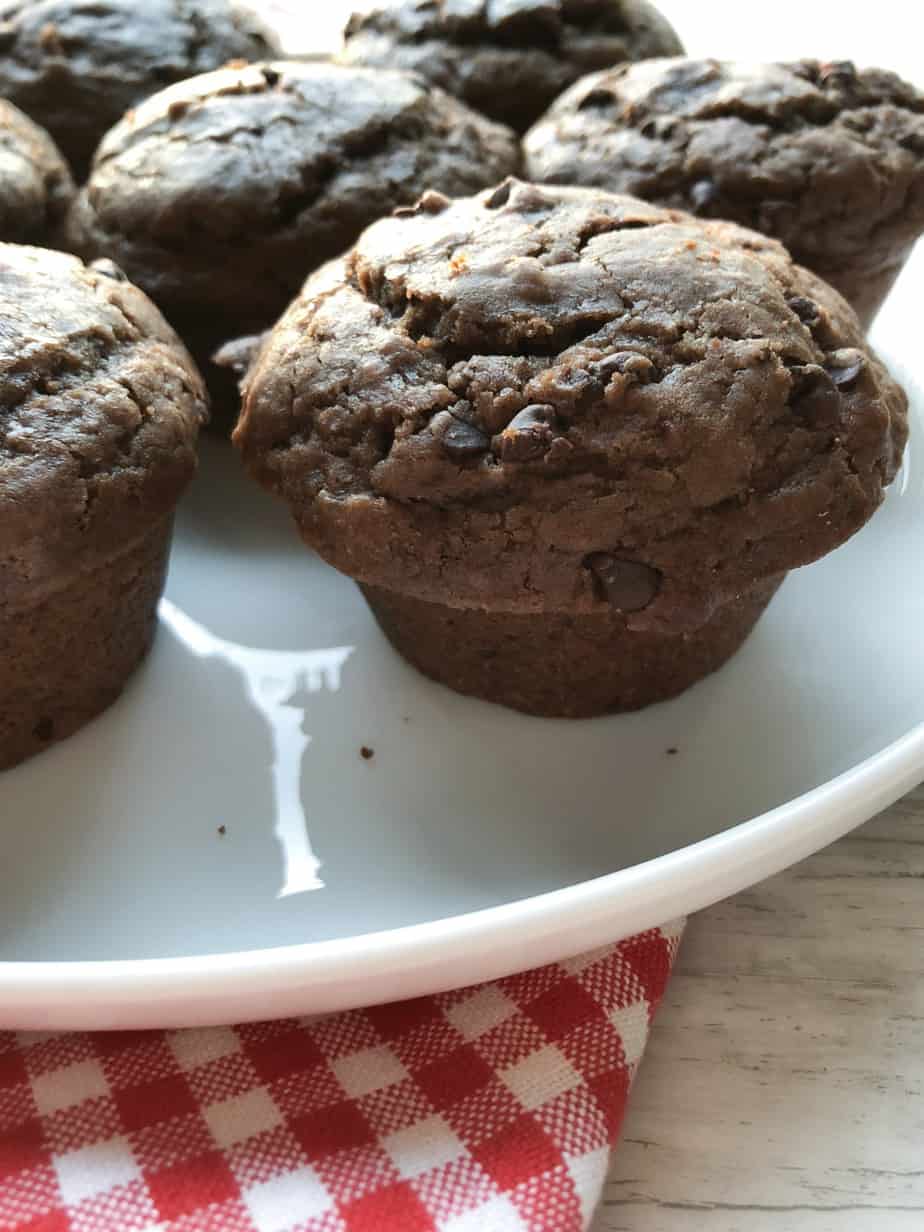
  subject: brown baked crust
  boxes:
[0,244,207,606]
[0,99,73,244]
[523,58,924,274]
[362,574,783,717]
[65,60,521,329]
[235,180,907,636]
[0,0,279,177]
[340,0,684,134]
[0,517,171,769]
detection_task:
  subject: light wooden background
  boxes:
[593,782,924,1231]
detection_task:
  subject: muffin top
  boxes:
[0,0,279,177]
[66,60,520,334]
[0,245,207,603]
[0,99,73,244]
[340,0,683,134]
[236,180,907,632]
[524,58,924,269]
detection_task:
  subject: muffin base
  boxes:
[0,518,172,770]
[820,249,912,331]
[362,576,784,718]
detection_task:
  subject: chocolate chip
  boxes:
[167,98,189,120]
[360,746,374,760]
[261,65,281,87]
[791,364,840,425]
[826,348,866,389]
[395,190,451,219]
[38,21,62,53]
[578,87,616,111]
[787,296,820,327]
[640,116,677,140]
[508,183,552,213]
[441,417,489,461]
[495,404,557,462]
[419,190,451,214]
[900,129,924,155]
[212,332,268,376]
[91,258,127,282]
[690,179,718,214]
[591,352,656,384]
[485,179,514,209]
[819,60,857,88]
[586,554,662,612]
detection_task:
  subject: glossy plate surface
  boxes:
[1,263,922,1030]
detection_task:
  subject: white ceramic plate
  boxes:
[1,255,922,1031]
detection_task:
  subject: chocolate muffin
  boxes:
[65,59,521,426]
[524,58,924,329]
[234,180,907,718]
[0,98,73,243]
[339,0,683,135]
[0,245,206,769]
[0,0,279,178]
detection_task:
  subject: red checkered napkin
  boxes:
[0,922,682,1232]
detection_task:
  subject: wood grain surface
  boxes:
[594,783,924,1231]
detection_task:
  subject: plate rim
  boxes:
[2,721,921,1030]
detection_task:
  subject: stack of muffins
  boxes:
[0,0,916,767]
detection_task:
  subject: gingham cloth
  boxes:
[0,922,683,1232]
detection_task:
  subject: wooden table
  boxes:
[593,783,924,1231]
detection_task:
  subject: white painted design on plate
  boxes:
[159,599,353,897]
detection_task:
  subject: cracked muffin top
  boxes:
[523,58,924,269]
[0,98,73,244]
[236,180,907,633]
[65,59,521,337]
[0,245,206,602]
[0,0,279,177]
[340,0,683,135]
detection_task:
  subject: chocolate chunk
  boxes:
[591,351,656,384]
[586,554,662,612]
[91,258,127,282]
[787,295,820,326]
[819,60,858,88]
[690,179,718,214]
[641,116,677,140]
[791,364,840,425]
[420,190,451,214]
[826,348,866,388]
[579,88,616,112]
[212,332,268,376]
[261,65,281,88]
[395,190,452,220]
[509,182,553,213]
[485,179,514,208]
[496,404,557,462]
[441,417,489,460]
